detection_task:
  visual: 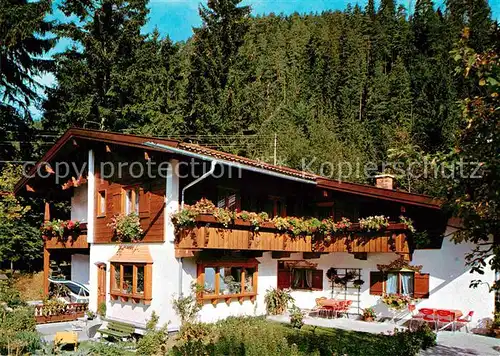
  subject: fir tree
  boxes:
[42,0,149,131]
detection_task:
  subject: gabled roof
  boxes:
[14,128,442,210]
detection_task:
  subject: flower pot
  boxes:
[363,317,374,322]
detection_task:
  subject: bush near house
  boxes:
[0,283,42,355]
[139,317,435,356]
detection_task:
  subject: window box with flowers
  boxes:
[41,219,83,243]
[196,259,259,306]
[110,262,152,305]
[108,213,144,242]
[172,199,415,240]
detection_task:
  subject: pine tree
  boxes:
[0,0,54,114]
[42,0,149,131]
[446,0,494,52]
[183,0,251,136]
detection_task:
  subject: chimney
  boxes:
[374,174,394,190]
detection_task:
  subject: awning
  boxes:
[109,245,153,264]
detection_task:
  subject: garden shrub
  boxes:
[289,305,304,329]
[0,307,40,355]
[137,313,171,356]
[171,322,217,356]
[0,282,26,308]
[412,323,437,349]
[0,330,41,355]
[1,305,36,331]
[214,317,297,356]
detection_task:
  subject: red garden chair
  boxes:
[340,300,352,318]
[408,304,424,329]
[436,309,456,332]
[419,308,437,330]
[454,311,474,333]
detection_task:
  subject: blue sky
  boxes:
[30,0,500,117]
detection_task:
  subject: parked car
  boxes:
[48,278,89,303]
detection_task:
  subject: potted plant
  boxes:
[264,288,294,315]
[326,268,338,281]
[353,279,365,288]
[362,307,377,322]
[85,310,96,320]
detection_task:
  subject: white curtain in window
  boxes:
[401,273,414,296]
[305,269,313,288]
[386,273,397,294]
[293,269,302,288]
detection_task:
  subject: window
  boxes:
[110,262,152,304]
[369,271,429,298]
[267,196,286,218]
[124,188,139,214]
[197,260,258,304]
[217,187,240,211]
[97,190,106,217]
[277,261,323,290]
[292,269,314,289]
[386,272,414,296]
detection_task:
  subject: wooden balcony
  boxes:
[175,215,409,255]
[44,223,89,249]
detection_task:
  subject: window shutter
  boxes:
[277,270,291,289]
[414,273,430,298]
[139,188,150,218]
[138,188,151,230]
[370,271,384,295]
[312,269,323,290]
[112,191,122,216]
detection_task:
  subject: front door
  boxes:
[97,264,107,306]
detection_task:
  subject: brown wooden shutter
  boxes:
[414,273,430,298]
[277,270,291,289]
[370,271,384,295]
[312,269,323,290]
[112,190,122,216]
[139,188,150,217]
[138,188,151,230]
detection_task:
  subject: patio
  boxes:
[268,313,405,334]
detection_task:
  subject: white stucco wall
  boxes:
[412,229,495,326]
[88,242,181,331]
[71,184,88,222]
[71,254,90,287]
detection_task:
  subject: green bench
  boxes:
[97,320,135,340]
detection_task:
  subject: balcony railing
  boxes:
[44,223,89,249]
[34,302,88,324]
[175,215,409,254]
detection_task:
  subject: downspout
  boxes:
[177,159,217,297]
[181,159,218,208]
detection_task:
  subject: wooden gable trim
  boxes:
[109,245,153,264]
[377,256,423,273]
